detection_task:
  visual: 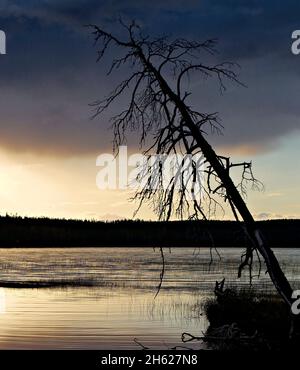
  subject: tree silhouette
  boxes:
[88,20,294,310]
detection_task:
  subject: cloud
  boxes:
[98,213,126,221]
[266,192,283,198]
[255,212,297,220]
[255,212,282,220]
[0,1,299,157]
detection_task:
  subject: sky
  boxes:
[0,0,299,220]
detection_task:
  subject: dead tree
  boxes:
[88,20,294,308]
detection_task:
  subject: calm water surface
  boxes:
[0,247,299,349]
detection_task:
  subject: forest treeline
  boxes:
[0,215,299,248]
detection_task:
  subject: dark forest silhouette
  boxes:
[0,215,299,249]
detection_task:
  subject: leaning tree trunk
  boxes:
[89,24,294,310]
[190,127,294,307]
[139,51,294,308]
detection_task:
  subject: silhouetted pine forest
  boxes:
[0,215,299,248]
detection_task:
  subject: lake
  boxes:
[0,247,299,349]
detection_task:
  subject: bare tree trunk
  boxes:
[140,53,294,307]
[190,125,293,306]
[89,23,294,310]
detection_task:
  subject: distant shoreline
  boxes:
[0,280,96,288]
[0,215,299,249]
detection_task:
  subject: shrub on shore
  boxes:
[202,287,299,350]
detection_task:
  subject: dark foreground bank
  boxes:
[201,284,300,351]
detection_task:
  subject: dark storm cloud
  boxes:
[0,0,299,156]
